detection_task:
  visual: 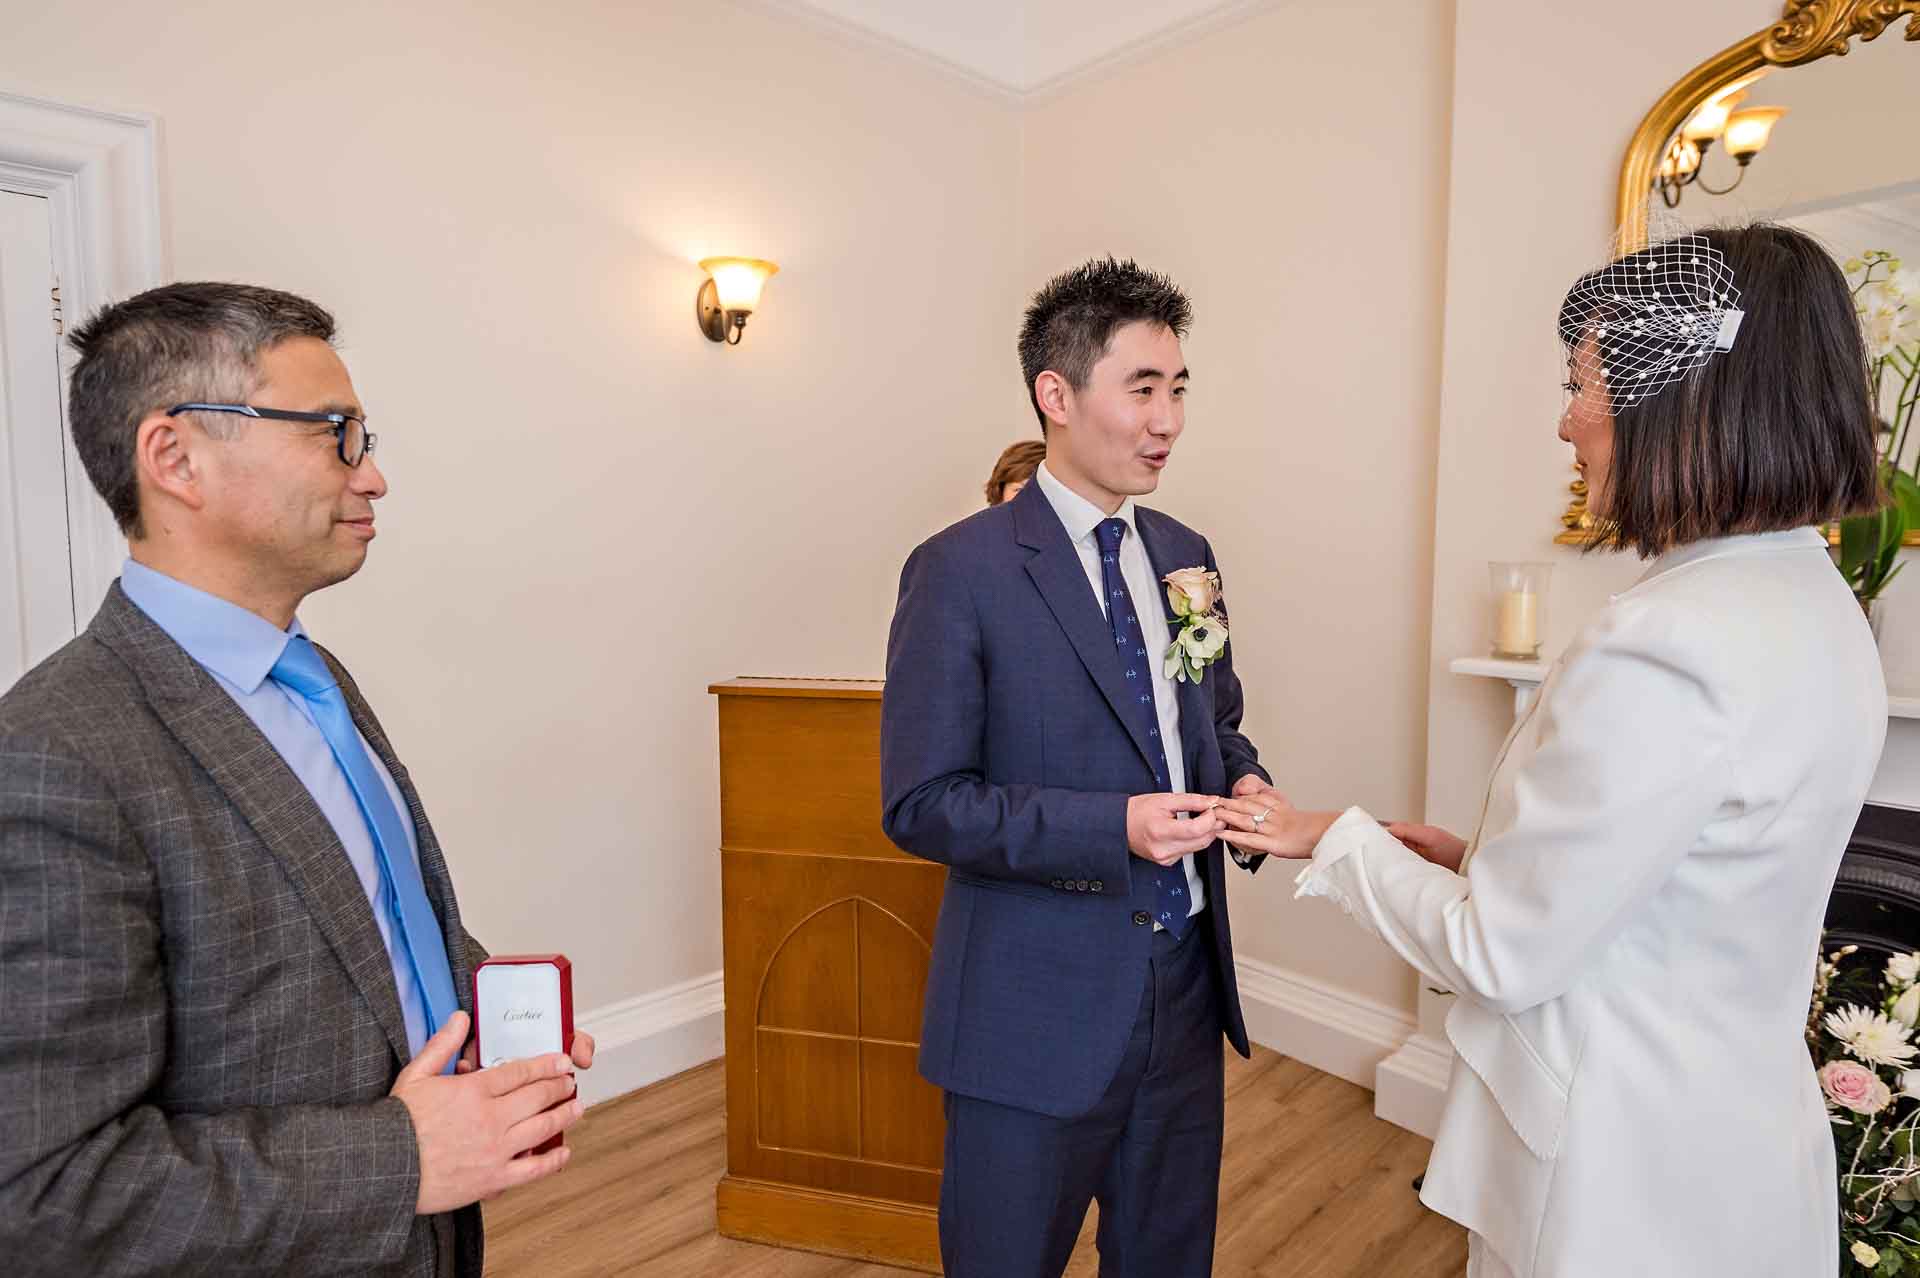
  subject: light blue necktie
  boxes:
[270,635,460,1062]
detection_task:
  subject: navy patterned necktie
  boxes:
[1095,518,1192,939]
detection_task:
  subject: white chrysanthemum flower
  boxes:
[1827,1004,1920,1067]
[1888,952,1920,989]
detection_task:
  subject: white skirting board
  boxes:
[570,959,1451,1137]
[1234,956,1447,1138]
[572,970,725,1108]
[1373,1032,1453,1139]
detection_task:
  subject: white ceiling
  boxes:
[775,0,1269,95]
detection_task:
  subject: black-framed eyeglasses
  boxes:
[167,402,377,467]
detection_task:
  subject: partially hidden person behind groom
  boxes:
[881,258,1284,1278]
[0,283,593,1276]
[985,438,1046,506]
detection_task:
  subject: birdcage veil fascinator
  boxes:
[1558,230,1746,410]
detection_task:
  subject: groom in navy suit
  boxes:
[881,259,1280,1277]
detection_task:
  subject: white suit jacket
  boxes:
[1298,529,1887,1277]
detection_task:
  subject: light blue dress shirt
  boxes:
[121,559,435,1057]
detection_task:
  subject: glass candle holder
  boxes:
[1489,562,1552,660]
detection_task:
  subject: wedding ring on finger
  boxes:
[1252,806,1274,828]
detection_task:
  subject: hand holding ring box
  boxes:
[473,954,575,1154]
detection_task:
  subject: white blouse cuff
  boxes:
[1291,805,1380,902]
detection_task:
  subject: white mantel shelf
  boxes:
[1450,657,1920,721]
[1450,657,1548,683]
[1448,657,1549,716]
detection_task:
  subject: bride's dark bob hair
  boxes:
[1558,223,1883,557]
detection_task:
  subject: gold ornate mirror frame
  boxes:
[1555,0,1920,545]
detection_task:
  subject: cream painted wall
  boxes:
[0,0,1026,1012]
[1019,0,1457,1014]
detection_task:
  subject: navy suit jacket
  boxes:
[881,478,1270,1119]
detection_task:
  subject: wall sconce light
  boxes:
[1722,106,1787,161]
[696,257,779,345]
[1655,78,1788,208]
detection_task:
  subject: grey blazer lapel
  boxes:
[328,655,478,1017]
[90,585,416,1065]
[1012,484,1162,777]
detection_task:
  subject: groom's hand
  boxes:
[1232,774,1280,800]
[1127,793,1224,867]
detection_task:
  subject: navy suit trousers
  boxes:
[938,913,1226,1278]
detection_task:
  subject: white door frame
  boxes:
[0,90,165,615]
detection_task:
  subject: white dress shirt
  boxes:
[1033,461,1204,923]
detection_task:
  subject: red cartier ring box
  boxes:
[472,954,574,1154]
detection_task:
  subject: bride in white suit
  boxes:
[1219,224,1889,1277]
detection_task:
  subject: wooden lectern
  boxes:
[710,679,945,1271]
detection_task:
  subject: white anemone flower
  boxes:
[1178,616,1228,664]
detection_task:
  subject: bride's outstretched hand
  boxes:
[1216,793,1339,859]
[1384,822,1468,872]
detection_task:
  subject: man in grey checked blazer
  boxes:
[0,283,592,1275]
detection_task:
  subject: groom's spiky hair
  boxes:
[1019,257,1191,428]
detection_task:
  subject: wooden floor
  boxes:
[484,1047,1466,1276]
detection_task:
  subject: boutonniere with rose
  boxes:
[1161,567,1229,684]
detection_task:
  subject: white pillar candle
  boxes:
[1495,590,1539,656]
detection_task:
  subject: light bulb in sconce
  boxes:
[696,257,779,346]
[1660,140,1702,181]
[1680,94,1738,144]
[1723,107,1786,162]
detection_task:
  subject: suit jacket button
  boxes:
[1132,911,1150,926]
[1091,880,1104,893]
[1050,878,1065,890]
[1075,879,1089,892]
